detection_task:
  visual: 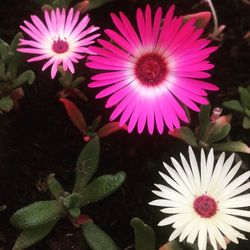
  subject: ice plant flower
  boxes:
[86,5,219,134]
[149,147,250,250]
[18,8,100,79]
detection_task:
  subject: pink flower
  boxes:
[18,8,100,79]
[86,5,219,134]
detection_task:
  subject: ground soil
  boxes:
[0,0,250,249]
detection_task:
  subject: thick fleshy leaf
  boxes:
[0,96,14,112]
[47,174,65,200]
[183,11,211,28]
[10,32,23,54]
[0,39,9,58]
[212,141,250,154]
[13,70,35,88]
[246,109,250,118]
[12,220,57,250]
[82,221,120,250]
[63,193,81,209]
[73,136,100,193]
[69,208,81,218]
[199,105,211,138]
[130,217,155,250]
[89,116,102,132]
[206,115,231,144]
[60,98,87,134]
[10,201,63,229]
[80,171,126,207]
[207,123,231,144]
[168,127,198,147]
[52,0,72,8]
[238,87,250,109]
[222,100,244,113]
[243,117,250,129]
[97,122,128,138]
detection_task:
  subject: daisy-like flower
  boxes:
[86,5,219,134]
[149,147,250,250]
[18,8,100,79]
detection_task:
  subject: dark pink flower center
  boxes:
[52,39,69,54]
[193,195,218,218]
[134,53,168,86]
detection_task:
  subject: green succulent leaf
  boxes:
[168,127,198,147]
[73,136,100,193]
[89,116,101,132]
[80,171,126,207]
[245,109,250,118]
[199,105,211,138]
[82,221,120,250]
[63,193,81,209]
[130,217,155,250]
[12,220,57,250]
[0,59,5,75]
[12,70,35,89]
[10,32,23,54]
[206,123,231,144]
[69,208,81,218]
[10,201,63,230]
[238,87,250,109]
[222,100,244,113]
[47,174,64,200]
[72,76,85,87]
[0,39,9,58]
[0,96,14,112]
[212,141,250,154]
[243,117,250,129]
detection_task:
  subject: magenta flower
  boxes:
[86,5,219,134]
[18,8,100,79]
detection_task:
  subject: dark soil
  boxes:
[0,0,250,249]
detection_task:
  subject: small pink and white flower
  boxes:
[18,8,100,79]
[86,5,219,134]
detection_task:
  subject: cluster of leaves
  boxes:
[0,33,35,113]
[169,105,250,154]
[60,97,127,141]
[10,137,126,249]
[223,86,250,129]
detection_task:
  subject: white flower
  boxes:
[149,147,250,250]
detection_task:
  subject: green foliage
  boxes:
[130,218,155,250]
[0,33,35,113]
[73,136,100,193]
[169,104,250,154]
[60,98,128,140]
[10,201,63,230]
[11,138,126,248]
[82,221,120,250]
[12,220,58,250]
[223,86,250,129]
[80,171,126,206]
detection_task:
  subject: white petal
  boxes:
[220,214,250,232]
[188,147,202,194]
[220,208,250,218]
[212,161,241,199]
[198,219,207,250]
[179,217,200,242]
[220,193,250,209]
[220,182,250,201]
[209,218,227,249]
[149,199,184,208]
[158,214,185,226]
[163,162,193,199]
[204,148,214,192]
[207,152,225,195]
[171,157,196,195]
[169,227,184,241]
